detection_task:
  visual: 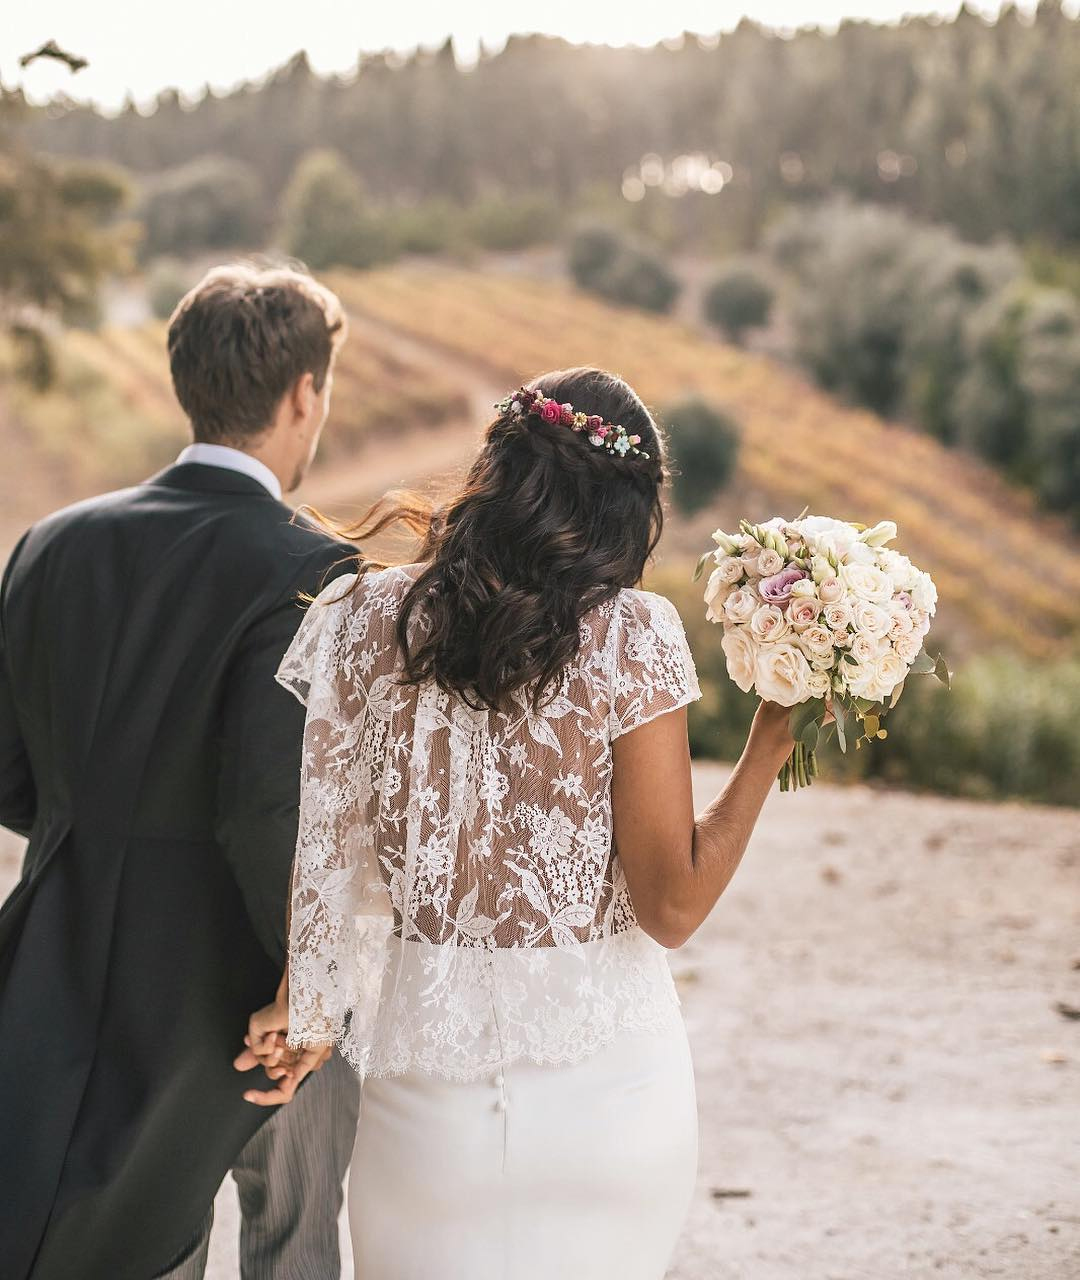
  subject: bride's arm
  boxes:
[611,700,793,949]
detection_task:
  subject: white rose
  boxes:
[716,555,745,585]
[840,563,895,604]
[849,632,887,664]
[806,668,832,699]
[754,642,813,707]
[757,547,784,577]
[853,600,892,639]
[787,595,823,630]
[789,577,818,599]
[844,540,877,566]
[895,632,922,665]
[724,586,759,624]
[799,516,859,557]
[881,549,918,589]
[721,625,757,693]
[750,604,791,644]
[911,573,938,614]
[823,600,853,630]
[832,628,852,648]
[843,661,880,700]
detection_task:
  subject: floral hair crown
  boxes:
[494,386,650,459]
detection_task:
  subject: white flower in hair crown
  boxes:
[494,386,650,459]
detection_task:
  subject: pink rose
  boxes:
[540,401,561,424]
[587,414,603,430]
[759,567,809,604]
[595,425,609,438]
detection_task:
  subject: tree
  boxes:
[0,88,131,386]
[278,149,392,270]
[663,397,740,515]
[702,259,774,342]
[139,156,265,259]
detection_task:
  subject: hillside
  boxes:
[3,261,1079,659]
[331,263,1080,658]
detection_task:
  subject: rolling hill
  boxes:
[3,260,1078,660]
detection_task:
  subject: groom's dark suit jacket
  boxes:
[0,462,351,1280]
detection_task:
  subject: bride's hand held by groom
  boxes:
[233,972,333,1106]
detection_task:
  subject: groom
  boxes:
[0,264,360,1279]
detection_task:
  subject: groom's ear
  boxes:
[287,371,318,425]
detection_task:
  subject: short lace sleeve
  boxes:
[274,570,394,1051]
[276,571,358,706]
[607,590,702,740]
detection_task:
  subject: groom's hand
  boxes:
[233,996,332,1106]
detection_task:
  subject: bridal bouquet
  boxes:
[696,515,949,790]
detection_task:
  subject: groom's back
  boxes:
[0,462,348,1280]
[5,467,335,842]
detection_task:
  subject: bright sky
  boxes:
[5,0,1029,112]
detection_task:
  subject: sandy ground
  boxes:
[3,766,1078,1279]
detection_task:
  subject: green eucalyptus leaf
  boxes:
[799,721,820,752]
[693,550,713,582]
[908,650,936,675]
[789,698,825,740]
[934,653,952,689]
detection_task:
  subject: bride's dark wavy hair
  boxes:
[310,367,667,712]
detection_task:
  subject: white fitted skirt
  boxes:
[347,1023,698,1280]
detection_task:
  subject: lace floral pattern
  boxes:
[276,565,702,1081]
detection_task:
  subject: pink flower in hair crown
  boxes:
[493,387,650,460]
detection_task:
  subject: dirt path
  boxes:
[3,769,1077,1279]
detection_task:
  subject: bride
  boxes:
[241,366,796,1279]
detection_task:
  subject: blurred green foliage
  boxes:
[663,397,741,516]
[138,156,266,260]
[702,259,774,341]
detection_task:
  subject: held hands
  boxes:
[233,977,333,1107]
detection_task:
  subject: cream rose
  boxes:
[749,604,791,644]
[853,600,892,639]
[724,586,759,624]
[798,623,834,660]
[721,625,757,693]
[806,668,832,699]
[849,632,887,664]
[757,547,785,577]
[840,563,894,604]
[754,642,812,706]
[787,595,823,630]
[818,577,844,604]
[873,650,907,698]
[832,627,852,648]
[716,555,745,585]
[894,632,922,665]
[823,600,853,630]
[789,577,818,600]
[888,605,914,640]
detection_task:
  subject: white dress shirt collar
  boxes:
[176,443,283,501]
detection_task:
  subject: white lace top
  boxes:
[276,564,702,1081]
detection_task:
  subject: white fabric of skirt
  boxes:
[347,1022,699,1280]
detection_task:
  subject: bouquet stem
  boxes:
[779,741,818,792]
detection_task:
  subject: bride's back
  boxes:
[278,366,700,1079]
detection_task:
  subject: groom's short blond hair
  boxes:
[167,262,347,445]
